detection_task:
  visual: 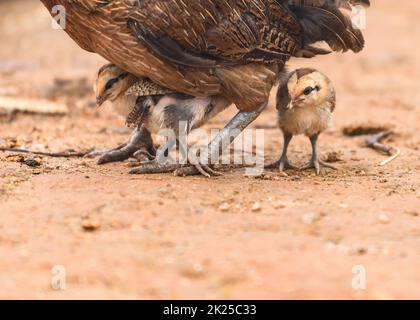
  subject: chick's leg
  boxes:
[265,132,299,171]
[97,126,156,165]
[301,134,337,175]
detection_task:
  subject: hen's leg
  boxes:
[129,103,267,177]
[97,126,155,164]
[301,134,337,175]
[265,132,299,171]
[175,103,267,177]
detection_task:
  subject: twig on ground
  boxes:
[0,147,93,158]
[365,131,400,166]
[379,148,401,166]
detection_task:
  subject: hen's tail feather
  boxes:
[288,0,368,54]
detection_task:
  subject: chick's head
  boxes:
[94,63,134,106]
[286,68,335,109]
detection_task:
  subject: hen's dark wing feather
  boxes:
[128,0,368,68]
[128,0,302,68]
[128,21,238,69]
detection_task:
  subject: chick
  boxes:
[93,63,167,164]
[266,68,337,175]
[94,63,230,174]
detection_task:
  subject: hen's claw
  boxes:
[129,161,183,175]
[132,149,156,162]
[98,145,154,164]
[175,164,222,177]
[128,160,221,177]
[96,126,155,165]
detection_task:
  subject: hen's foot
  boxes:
[174,164,222,177]
[131,103,267,177]
[98,145,155,164]
[172,104,267,178]
[96,127,155,164]
[129,159,221,177]
[129,160,183,175]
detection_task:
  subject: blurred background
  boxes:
[0,0,419,299]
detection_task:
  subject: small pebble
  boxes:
[350,246,368,256]
[219,203,230,212]
[273,201,287,209]
[193,263,204,273]
[195,207,205,215]
[302,213,317,225]
[403,211,418,217]
[81,218,101,231]
[251,202,262,212]
[378,213,391,224]
[24,159,41,167]
[32,169,42,175]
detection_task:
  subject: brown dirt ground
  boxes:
[0,0,419,299]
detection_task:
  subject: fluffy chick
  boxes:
[267,68,337,175]
[94,63,230,171]
[95,63,230,135]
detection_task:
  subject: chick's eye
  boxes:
[303,87,314,95]
[105,79,117,90]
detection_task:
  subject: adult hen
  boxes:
[40,0,370,176]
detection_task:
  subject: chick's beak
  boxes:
[290,91,306,107]
[96,96,105,107]
[287,91,299,109]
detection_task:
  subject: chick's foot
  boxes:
[265,156,299,171]
[302,134,337,175]
[301,158,337,175]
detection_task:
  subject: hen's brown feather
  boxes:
[39,0,368,111]
[129,0,301,66]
